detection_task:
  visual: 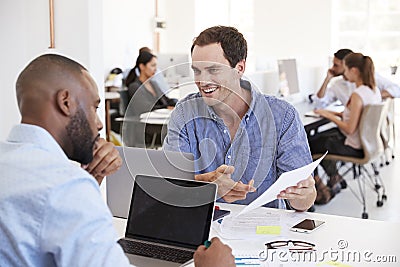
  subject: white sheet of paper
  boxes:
[237,152,327,217]
[219,210,281,239]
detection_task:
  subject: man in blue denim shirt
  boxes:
[163,26,316,211]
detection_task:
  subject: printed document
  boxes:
[237,152,327,217]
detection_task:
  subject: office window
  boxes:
[332,0,400,70]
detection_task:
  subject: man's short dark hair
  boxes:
[334,49,353,60]
[16,54,87,104]
[191,26,247,68]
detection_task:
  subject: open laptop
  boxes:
[107,146,195,219]
[118,175,217,265]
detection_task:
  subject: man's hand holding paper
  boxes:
[277,175,316,211]
[237,152,327,217]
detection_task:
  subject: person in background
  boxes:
[0,54,235,267]
[163,26,316,211]
[313,49,399,108]
[137,47,171,93]
[125,46,170,94]
[309,53,382,203]
[124,51,176,116]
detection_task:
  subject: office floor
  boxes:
[313,154,400,222]
[314,99,400,222]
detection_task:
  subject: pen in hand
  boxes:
[180,240,212,267]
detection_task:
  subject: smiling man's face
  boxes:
[191,43,241,107]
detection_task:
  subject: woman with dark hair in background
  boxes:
[309,53,382,204]
[125,51,176,116]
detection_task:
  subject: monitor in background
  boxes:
[277,58,300,97]
[157,53,191,78]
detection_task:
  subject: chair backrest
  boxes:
[359,104,386,161]
[118,89,130,116]
[380,98,394,148]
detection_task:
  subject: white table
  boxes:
[113,203,399,267]
[139,108,172,125]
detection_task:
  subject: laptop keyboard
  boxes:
[118,238,194,264]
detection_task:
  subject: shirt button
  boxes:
[223,129,227,134]
[227,155,231,159]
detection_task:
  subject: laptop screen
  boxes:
[125,175,216,250]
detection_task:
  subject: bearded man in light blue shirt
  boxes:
[163,26,316,211]
[0,54,234,267]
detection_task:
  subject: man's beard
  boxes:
[66,108,98,165]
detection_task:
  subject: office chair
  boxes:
[380,98,395,167]
[117,89,163,149]
[313,104,388,219]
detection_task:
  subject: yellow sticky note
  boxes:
[256,226,281,235]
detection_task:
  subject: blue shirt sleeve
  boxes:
[40,178,132,267]
[276,103,312,177]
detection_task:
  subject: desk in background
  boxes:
[113,203,399,267]
[293,100,345,137]
[119,109,172,148]
[139,109,172,148]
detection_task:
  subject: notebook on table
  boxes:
[118,174,217,265]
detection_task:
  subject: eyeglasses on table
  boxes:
[265,240,315,251]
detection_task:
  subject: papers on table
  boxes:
[215,205,309,240]
[219,210,281,240]
[237,152,327,217]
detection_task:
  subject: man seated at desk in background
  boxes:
[0,54,234,267]
[312,48,400,107]
[163,26,316,211]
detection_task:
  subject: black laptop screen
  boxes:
[125,175,216,250]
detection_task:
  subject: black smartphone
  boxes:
[213,209,231,221]
[290,219,325,233]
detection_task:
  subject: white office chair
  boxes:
[313,104,388,219]
[380,98,395,166]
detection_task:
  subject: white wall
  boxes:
[158,0,332,95]
[103,0,155,74]
[161,0,196,54]
[1,0,336,139]
[0,0,104,140]
[254,0,332,95]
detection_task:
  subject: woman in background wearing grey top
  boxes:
[125,51,176,116]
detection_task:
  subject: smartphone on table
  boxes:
[290,219,325,233]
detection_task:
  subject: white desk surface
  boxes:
[105,91,120,100]
[139,109,172,125]
[113,203,399,267]
[293,100,345,127]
